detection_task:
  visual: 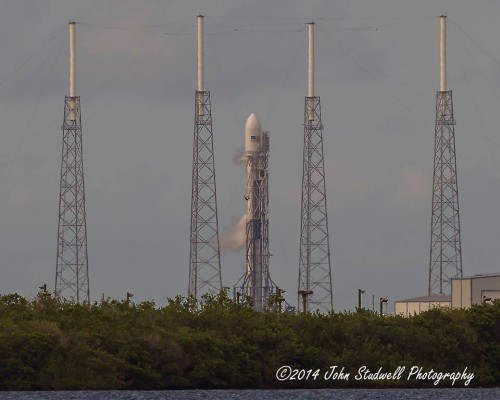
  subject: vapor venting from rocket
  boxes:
[222,145,248,252]
[220,214,246,253]
[222,140,250,252]
[233,147,246,165]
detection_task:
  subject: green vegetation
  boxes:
[0,290,498,390]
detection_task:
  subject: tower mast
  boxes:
[428,16,463,294]
[55,22,90,302]
[298,22,333,313]
[188,15,223,298]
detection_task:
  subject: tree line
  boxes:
[0,290,499,390]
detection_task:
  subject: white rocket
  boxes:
[239,113,273,311]
[245,113,263,309]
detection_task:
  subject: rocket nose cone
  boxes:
[245,113,262,153]
[245,113,262,135]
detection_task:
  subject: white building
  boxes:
[395,273,500,316]
[395,294,451,317]
[451,273,500,308]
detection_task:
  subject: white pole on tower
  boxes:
[69,21,76,120]
[198,15,204,93]
[308,22,314,98]
[440,16,446,92]
[308,22,315,121]
[197,15,204,116]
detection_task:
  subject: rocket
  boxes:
[241,113,272,311]
[233,113,276,311]
[245,113,263,309]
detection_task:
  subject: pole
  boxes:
[298,290,313,313]
[308,22,314,98]
[198,15,204,92]
[69,22,76,120]
[440,16,446,92]
[197,15,204,117]
[358,289,365,310]
[379,297,388,315]
[307,22,315,121]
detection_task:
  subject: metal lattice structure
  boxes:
[234,132,276,311]
[188,90,222,298]
[428,90,462,294]
[298,96,333,313]
[55,95,90,302]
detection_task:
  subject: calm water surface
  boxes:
[0,389,499,400]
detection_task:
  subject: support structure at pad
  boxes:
[428,16,463,295]
[55,22,90,303]
[297,22,333,313]
[188,15,222,298]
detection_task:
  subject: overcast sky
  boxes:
[1,0,500,311]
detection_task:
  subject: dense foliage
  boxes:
[0,290,499,390]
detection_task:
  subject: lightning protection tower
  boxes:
[428,16,463,294]
[55,22,90,303]
[188,15,223,298]
[297,22,333,313]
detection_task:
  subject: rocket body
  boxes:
[243,113,270,311]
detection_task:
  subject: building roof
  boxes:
[395,294,451,303]
[454,273,500,279]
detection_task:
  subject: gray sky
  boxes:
[1,0,500,310]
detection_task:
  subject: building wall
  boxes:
[395,301,451,317]
[452,278,471,308]
[471,276,500,305]
[452,276,500,307]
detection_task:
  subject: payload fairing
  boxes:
[234,113,276,311]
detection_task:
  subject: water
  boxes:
[0,390,498,400]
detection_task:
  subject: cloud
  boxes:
[220,214,246,253]
[83,5,169,58]
[232,147,246,166]
[324,156,347,189]
[395,167,428,202]
[8,183,35,208]
[324,156,375,194]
